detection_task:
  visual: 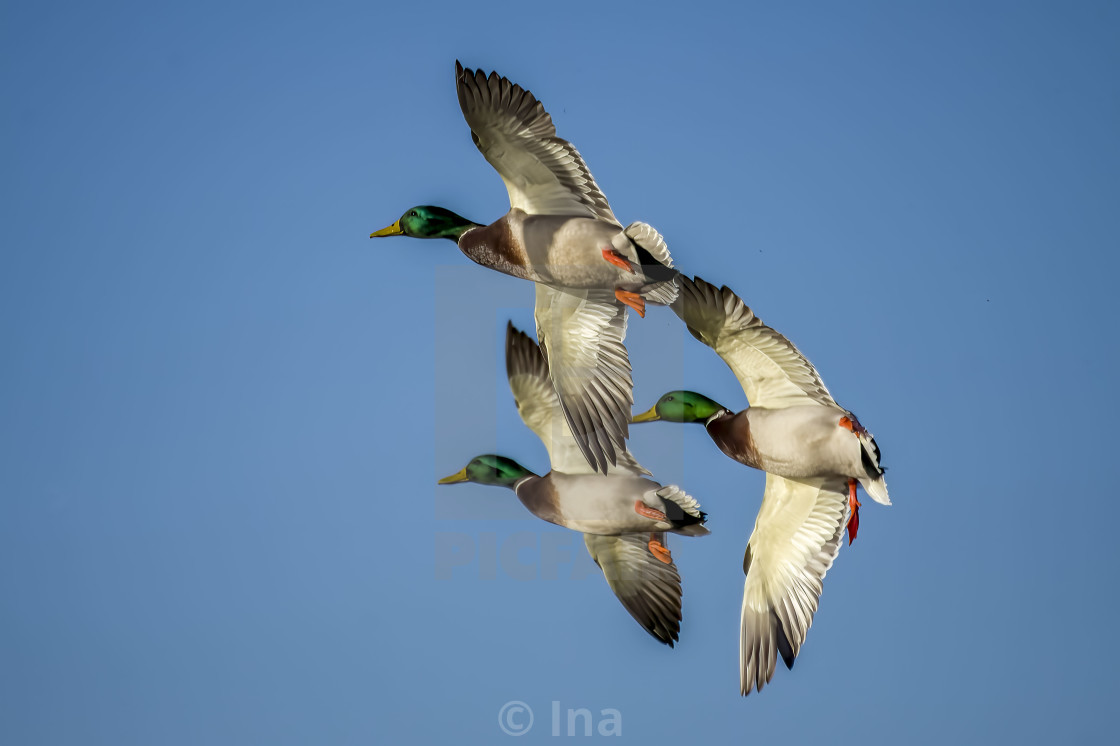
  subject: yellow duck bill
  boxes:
[437,467,470,484]
[369,220,404,238]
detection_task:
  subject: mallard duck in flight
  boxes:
[438,323,707,644]
[371,62,678,474]
[632,276,891,693]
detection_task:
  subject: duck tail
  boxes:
[861,472,891,506]
[623,222,679,305]
[857,428,891,506]
[655,484,710,536]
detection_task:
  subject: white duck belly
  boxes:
[746,406,864,479]
[516,215,625,288]
[519,473,672,535]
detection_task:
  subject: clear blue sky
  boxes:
[3,1,1118,743]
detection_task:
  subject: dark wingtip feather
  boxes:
[591,533,682,646]
[776,623,796,670]
[505,322,549,386]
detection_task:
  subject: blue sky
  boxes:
[3,1,1119,743]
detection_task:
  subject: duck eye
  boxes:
[666,396,674,402]
[409,210,419,218]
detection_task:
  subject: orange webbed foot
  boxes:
[647,535,672,564]
[846,478,862,545]
[615,289,646,318]
[634,499,667,522]
[839,415,868,437]
[601,247,635,272]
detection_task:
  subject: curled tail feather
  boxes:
[623,222,678,306]
[655,485,709,536]
[857,429,891,506]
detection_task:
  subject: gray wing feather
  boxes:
[534,285,633,474]
[506,323,648,476]
[456,62,619,224]
[673,275,837,409]
[584,532,682,646]
[740,475,848,695]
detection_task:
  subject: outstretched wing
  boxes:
[533,285,634,474]
[584,532,683,646]
[672,275,837,409]
[506,322,647,476]
[740,474,848,695]
[456,62,619,224]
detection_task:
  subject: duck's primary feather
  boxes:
[506,320,646,477]
[672,275,836,409]
[533,286,634,474]
[740,474,848,694]
[585,532,683,647]
[456,62,619,224]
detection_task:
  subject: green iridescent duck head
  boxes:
[370,206,480,241]
[437,455,535,489]
[632,391,727,424]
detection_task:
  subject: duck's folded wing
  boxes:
[584,532,682,646]
[672,275,837,410]
[455,62,619,223]
[534,285,633,474]
[740,475,848,695]
[506,323,648,476]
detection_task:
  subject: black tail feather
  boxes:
[662,499,707,528]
